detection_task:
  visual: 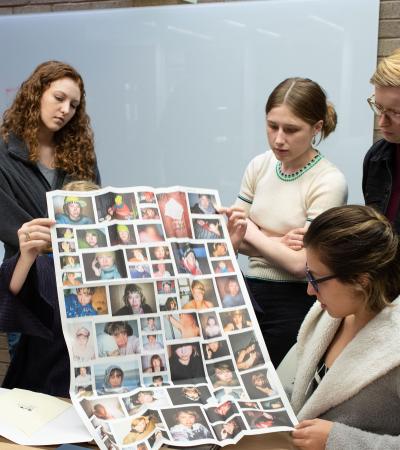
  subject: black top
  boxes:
[0,134,101,259]
[0,253,70,396]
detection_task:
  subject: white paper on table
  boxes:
[0,388,92,445]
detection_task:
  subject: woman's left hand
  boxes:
[292,419,333,450]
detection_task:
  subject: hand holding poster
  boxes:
[47,186,298,450]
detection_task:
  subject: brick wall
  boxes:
[0,0,398,383]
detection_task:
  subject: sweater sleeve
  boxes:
[0,254,54,339]
[305,166,348,222]
[327,422,400,450]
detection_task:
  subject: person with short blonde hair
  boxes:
[363,48,400,232]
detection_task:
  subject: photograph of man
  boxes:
[168,342,206,385]
[202,339,230,361]
[207,360,240,389]
[142,334,164,351]
[167,385,213,406]
[212,417,246,440]
[172,243,210,275]
[193,218,223,240]
[54,195,94,225]
[189,193,217,215]
[199,312,222,339]
[216,276,245,308]
[96,320,140,357]
[94,360,140,395]
[164,407,213,441]
[140,316,161,332]
[205,400,239,423]
[241,369,276,399]
[111,283,155,316]
[164,313,200,340]
[109,224,136,246]
[76,228,107,249]
[157,192,192,239]
[229,330,264,371]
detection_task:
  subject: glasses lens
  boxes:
[305,269,318,292]
[368,98,382,116]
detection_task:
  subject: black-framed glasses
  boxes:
[305,265,337,292]
[367,94,400,119]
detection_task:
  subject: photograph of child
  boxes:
[138,191,156,204]
[220,308,252,332]
[163,407,213,441]
[168,342,206,385]
[152,263,174,278]
[74,366,92,387]
[123,390,169,415]
[110,283,156,316]
[77,228,108,249]
[208,242,228,258]
[64,286,108,318]
[121,413,159,445]
[95,192,138,221]
[140,207,160,220]
[142,353,167,373]
[164,313,200,340]
[202,339,230,361]
[216,276,245,308]
[205,400,239,423]
[108,224,136,246]
[193,218,223,240]
[157,192,192,239]
[82,249,127,281]
[142,334,164,351]
[149,245,170,261]
[81,397,125,421]
[213,417,246,440]
[58,240,75,253]
[241,369,276,399]
[188,193,217,215]
[137,224,165,243]
[56,227,74,239]
[61,255,80,270]
[127,247,148,263]
[62,271,83,287]
[207,360,240,389]
[140,316,161,332]
[96,320,140,357]
[180,278,219,310]
[129,263,151,279]
[229,330,265,371]
[54,195,95,225]
[212,259,235,274]
[199,311,222,339]
[94,360,140,395]
[167,385,213,406]
[68,322,96,362]
[171,243,210,276]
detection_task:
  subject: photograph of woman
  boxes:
[168,408,213,441]
[242,370,276,399]
[71,325,95,362]
[96,365,130,395]
[208,360,240,389]
[112,283,154,316]
[168,343,206,385]
[165,313,200,339]
[200,313,222,339]
[96,321,140,357]
[142,354,166,373]
[182,279,216,310]
[202,340,230,361]
[221,309,252,332]
[213,417,245,440]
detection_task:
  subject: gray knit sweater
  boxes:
[291,297,400,450]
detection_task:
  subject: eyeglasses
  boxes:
[367,95,400,119]
[305,265,337,292]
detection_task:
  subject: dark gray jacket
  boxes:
[362,138,400,232]
[0,134,100,259]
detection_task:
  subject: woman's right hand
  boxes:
[17,218,55,261]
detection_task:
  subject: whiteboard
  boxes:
[0,0,379,207]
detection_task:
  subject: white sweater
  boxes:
[236,151,347,281]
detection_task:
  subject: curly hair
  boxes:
[1,61,96,180]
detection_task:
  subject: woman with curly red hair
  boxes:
[0,61,101,355]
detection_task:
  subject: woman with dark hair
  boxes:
[98,321,140,357]
[144,354,165,373]
[291,205,400,450]
[115,284,153,315]
[224,77,347,367]
[0,61,100,356]
[169,343,205,385]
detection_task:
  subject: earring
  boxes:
[312,134,318,146]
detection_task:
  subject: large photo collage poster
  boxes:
[47,186,298,450]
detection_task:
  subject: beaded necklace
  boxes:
[276,151,323,182]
